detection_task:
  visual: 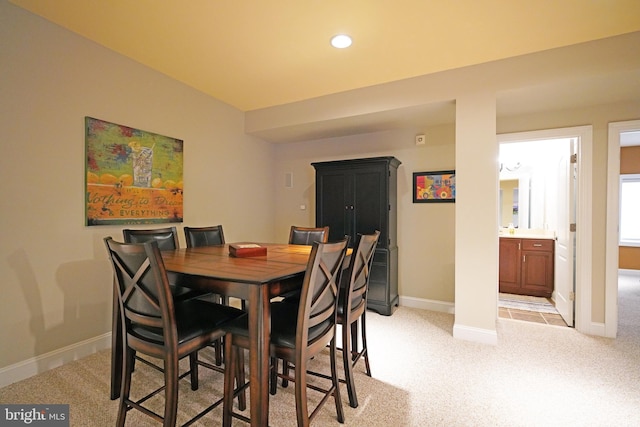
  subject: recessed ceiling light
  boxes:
[331,34,352,49]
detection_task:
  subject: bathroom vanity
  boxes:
[499,231,555,298]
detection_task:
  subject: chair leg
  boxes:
[360,314,371,376]
[214,338,223,366]
[282,360,290,388]
[222,335,236,427]
[350,321,359,361]
[330,338,345,423]
[189,352,199,391]
[117,347,134,427]
[270,357,278,395]
[236,347,246,411]
[163,355,180,427]
[294,358,310,427]
[342,320,359,408]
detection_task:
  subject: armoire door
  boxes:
[353,166,388,248]
[316,169,350,242]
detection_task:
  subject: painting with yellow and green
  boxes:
[85,117,183,225]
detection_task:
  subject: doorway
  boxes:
[498,126,593,332]
[605,120,640,338]
[498,137,570,326]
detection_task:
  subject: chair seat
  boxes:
[131,300,244,346]
[222,302,332,349]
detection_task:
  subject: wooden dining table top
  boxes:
[161,243,314,285]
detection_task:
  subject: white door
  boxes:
[555,138,577,326]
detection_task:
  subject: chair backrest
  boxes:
[296,238,349,352]
[341,231,380,318]
[122,226,179,251]
[288,226,330,245]
[184,225,225,248]
[104,237,176,345]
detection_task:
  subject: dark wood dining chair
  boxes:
[121,227,218,374]
[122,226,180,250]
[288,225,330,245]
[336,230,380,408]
[275,225,331,387]
[104,237,246,426]
[183,224,230,364]
[278,226,331,305]
[122,226,209,301]
[184,225,225,248]
[221,238,349,427]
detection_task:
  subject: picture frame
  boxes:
[85,117,184,226]
[413,170,456,203]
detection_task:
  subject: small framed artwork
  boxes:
[413,170,456,203]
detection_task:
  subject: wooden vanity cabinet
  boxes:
[499,237,554,297]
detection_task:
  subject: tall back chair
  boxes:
[122,226,179,250]
[184,225,225,248]
[337,230,380,408]
[104,237,244,426]
[279,226,331,304]
[183,224,229,363]
[123,226,208,301]
[222,238,349,427]
[288,226,330,245]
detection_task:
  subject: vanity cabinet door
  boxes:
[521,240,554,297]
[499,238,521,294]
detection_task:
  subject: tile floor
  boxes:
[498,293,568,327]
[498,306,568,326]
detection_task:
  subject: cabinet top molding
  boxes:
[312,156,401,169]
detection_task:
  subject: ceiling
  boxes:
[10,0,640,113]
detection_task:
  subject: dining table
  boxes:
[109,242,318,426]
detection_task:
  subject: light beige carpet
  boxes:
[2,275,640,426]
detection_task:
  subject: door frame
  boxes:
[498,125,593,333]
[605,119,640,338]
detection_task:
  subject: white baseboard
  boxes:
[0,333,111,389]
[588,322,607,337]
[453,323,498,345]
[399,295,455,314]
[399,295,497,345]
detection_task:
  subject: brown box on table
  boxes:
[229,243,267,258]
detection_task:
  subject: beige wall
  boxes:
[272,102,640,327]
[2,0,640,373]
[0,2,276,369]
[273,126,457,304]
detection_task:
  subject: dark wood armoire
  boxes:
[312,156,401,315]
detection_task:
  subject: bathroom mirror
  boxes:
[499,175,530,229]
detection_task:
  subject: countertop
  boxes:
[498,229,556,240]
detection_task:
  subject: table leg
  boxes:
[247,285,270,426]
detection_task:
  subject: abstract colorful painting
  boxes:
[413,170,456,203]
[85,117,183,225]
